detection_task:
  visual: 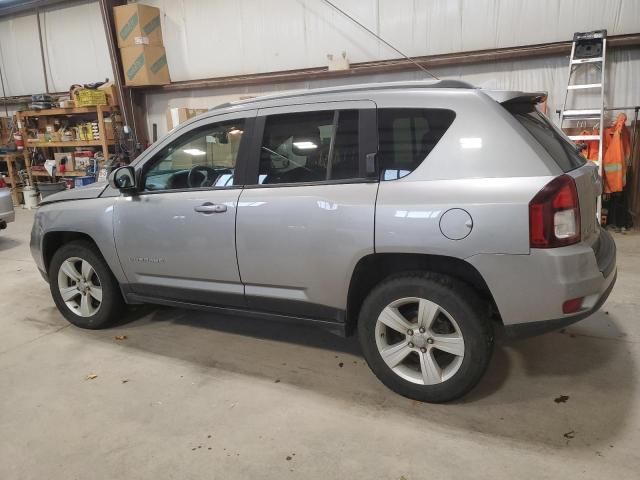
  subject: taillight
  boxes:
[529,175,581,248]
[0,178,6,188]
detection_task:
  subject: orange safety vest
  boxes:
[602,113,631,193]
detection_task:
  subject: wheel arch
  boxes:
[42,230,102,275]
[346,253,501,335]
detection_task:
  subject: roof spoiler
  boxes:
[484,90,547,105]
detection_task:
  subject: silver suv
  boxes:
[31,81,616,402]
[0,179,15,232]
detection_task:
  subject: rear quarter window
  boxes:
[508,106,585,173]
[378,108,455,180]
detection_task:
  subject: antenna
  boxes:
[321,0,439,80]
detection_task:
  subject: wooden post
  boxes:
[98,0,149,160]
[97,106,109,160]
[2,154,20,205]
[14,112,33,186]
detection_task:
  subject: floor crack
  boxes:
[0,323,71,357]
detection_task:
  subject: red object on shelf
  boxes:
[13,132,24,150]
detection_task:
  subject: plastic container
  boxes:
[74,176,96,188]
[75,89,107,107]
[38,182,67,199]
[23,186,39,210]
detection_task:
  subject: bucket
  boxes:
[38,181,66,199]
[23,186,39,210]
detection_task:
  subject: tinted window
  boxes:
[259,110,359,184]
[144,120,244,191]
[378,108,455,180]
[510,108,585,172]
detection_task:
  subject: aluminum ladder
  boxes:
[559,29,607,217]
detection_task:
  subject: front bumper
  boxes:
[468,228,617,338]
[30,213,47,280]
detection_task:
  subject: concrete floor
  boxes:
[1,208,639,480]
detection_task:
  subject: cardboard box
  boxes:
[113,4,163,47]
[166,107,208,131]
[121,45,170,86]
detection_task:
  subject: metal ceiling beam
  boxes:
[135,33,640,93]
[0,0,82,17]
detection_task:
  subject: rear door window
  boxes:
[378,108,455,180]
[509,108,585,172]
[259,110,360,184]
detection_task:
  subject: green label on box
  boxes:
[143,15,161,35]
[127,53,145,80]
[150,54,167,74]
[119,12,139,41]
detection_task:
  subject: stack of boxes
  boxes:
[113,4,170,86]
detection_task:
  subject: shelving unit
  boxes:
[15,105,120,183]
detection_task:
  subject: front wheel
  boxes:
[358,273,494,403]
[49,241,124,329]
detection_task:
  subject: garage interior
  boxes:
[1,1,640,478]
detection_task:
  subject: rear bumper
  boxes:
[0,210,15,227]
[468,228,617,336]
[500,268,616,339]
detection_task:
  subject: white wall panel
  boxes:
[0,13,46,96]
[145,0,640,82]
[0,0,112,98]
[41,1,113,92]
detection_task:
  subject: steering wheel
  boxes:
[187,165,218,188]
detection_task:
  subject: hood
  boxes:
[40,181,108,205]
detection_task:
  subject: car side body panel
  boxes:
[236,182,378,315]
[0,187,15,226]
[31,197,126,283]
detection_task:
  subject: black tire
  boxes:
[358,272,493,403]
[49,240,124,329]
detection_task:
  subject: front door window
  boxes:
[144,120,245,191]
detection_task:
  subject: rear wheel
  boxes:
[49,241,123,329]
[358,273,493,403]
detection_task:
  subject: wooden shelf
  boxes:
[18,105,118,117]
[15,104,116,193]
[27,140,115,148]
[31,170,91,177]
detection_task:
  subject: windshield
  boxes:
[508,106,586,172]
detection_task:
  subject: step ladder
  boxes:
[559,29,607,218]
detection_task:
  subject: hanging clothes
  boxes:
[602,113,631,193]
[579,127,600,161]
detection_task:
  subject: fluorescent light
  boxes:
[183,148,206,156]
[293,141,317,149]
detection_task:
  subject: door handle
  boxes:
[194,202,227,214]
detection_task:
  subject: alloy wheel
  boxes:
[374,297,465,385]
[57,257,103,317]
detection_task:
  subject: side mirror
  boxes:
[108,166,137,193]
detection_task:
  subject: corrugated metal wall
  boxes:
[138,0,640,136]
[0,0,113,97]
[146,46,640,137]
[145,0,640,80]
[1,0,639,137]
